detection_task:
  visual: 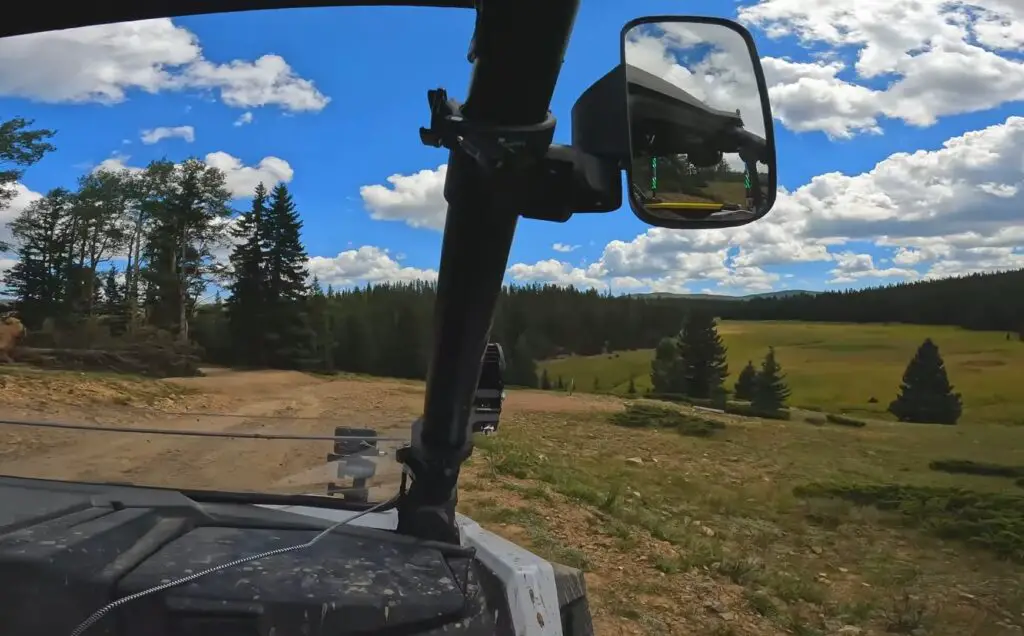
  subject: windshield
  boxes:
[2,3,1024,635]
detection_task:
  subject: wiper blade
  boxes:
[183,488,401,512]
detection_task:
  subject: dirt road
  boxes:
[0,369,429,500]
[0,367,622,500]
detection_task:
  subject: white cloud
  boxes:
[98,151,293,200]
[234,111,254,127]
[0,19,329,112]
[140,125,195,144]
[507,115,1024,292]
[359,164,447,230]
[827,251,919,284]
[0,183,43,248]
[553,243,579,253]
[739,0,1024,138]
[307,246,438,287]
[203,152,293,199]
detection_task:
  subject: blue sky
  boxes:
[1,0,1022,296]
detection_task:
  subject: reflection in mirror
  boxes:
[623,20,773,225]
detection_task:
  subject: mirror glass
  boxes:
[622,20,774,224]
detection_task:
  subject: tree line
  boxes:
[716,271,1024,335]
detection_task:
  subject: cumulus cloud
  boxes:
[98,150,294,200]
[234,112,254,127]
[553,243,579,253]
[0,183,43,248]
[307,246,438,288]
[204,152,294,200]
[739,0,1024,138]
[506,115,1024,292]
[140,125,195,144]
[359,164,447,230]
[0,18,329,112]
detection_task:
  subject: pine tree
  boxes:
[556,375,564,390]
[262,183,315,369]
[540,368,552,390]
[0,117,56,220]
[593,377,601,391]
[505,333,538,387]
[226,183,269,366]
[888,338,963,425]
[676,310,729,399]
[4,188,76,327]
[102,266,122,312]
[650,336,682,394]
[734,360,757,401]
[627,376,637,395]
[752,347,790,412]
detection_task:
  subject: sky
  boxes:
[0,0,1022,297]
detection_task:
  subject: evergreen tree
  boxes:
[676,310,729,399]
[650,336,682,393]
[226,183,269,366]
[556,375,564,390]
[340,311,374,373]
[540,368,551,390]
[734,360,757,401]
[261,183,315,368]
[0,117,56,227]
[593,377,601,391]
[102,266,122,312]
[888,338,963,425]
[505,333,538,387]
[752,347,790,412]
[4,188,76,327]
[627,376,637,395]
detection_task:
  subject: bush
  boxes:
[794,482,1024,563]
[610,403,725,437]
[825,413,867,428]
[13,325,203,377]
[929,459,1024,479]
[724,402,791,421]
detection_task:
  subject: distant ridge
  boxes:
[636,290,820,301]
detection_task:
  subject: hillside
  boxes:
[539,320,1024,425]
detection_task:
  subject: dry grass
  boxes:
[460,391,1024,636]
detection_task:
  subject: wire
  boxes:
[106,404,372,421]
[0,417,408,443]
[68,494,400,636]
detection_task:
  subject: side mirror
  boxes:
[620,16,777,229]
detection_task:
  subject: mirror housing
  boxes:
[570,15,777,230]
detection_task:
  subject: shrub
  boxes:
[610,403,725,437]
[929,459,1024,479]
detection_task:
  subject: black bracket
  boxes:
[419,88,557,174]
[395,417,473,544]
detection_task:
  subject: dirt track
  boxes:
[0,367,622,500]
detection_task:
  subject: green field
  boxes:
[538,321,1024,425]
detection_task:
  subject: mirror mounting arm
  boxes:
[420,87,557,174]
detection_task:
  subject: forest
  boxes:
[2,114,1023,383]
